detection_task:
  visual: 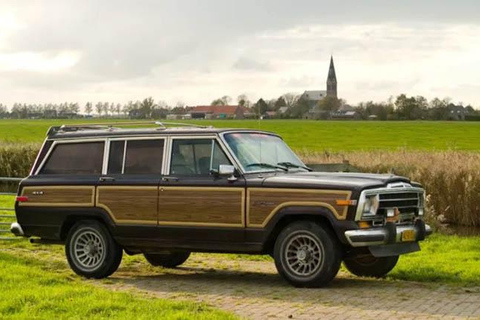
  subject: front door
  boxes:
[158,137,245,245]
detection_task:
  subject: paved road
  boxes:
[105,254,480,320]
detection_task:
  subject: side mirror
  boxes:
[218,164,235,176]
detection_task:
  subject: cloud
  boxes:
[0,0,479,107]
[233,57,273,72]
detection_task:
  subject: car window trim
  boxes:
[166,135,238,176]
[105,136,167,175]
[35,138,107,176]
[218,131,305,175]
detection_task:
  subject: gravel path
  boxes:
[102,253,480,320]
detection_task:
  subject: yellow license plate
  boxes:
[401,230,416,242]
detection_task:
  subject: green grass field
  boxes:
[1,190,480,319]
[1,119,480,151]
[0,252,236,320]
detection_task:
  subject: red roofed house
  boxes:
[190,105,245,119]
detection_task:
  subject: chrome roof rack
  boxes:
[47,121,212,136]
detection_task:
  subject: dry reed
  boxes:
[300,150,480,227]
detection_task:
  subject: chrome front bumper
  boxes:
[344,220,432,247]
[10,222,24,237]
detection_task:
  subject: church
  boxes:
[301,56,337,108]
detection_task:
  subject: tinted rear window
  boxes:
[124,140,164,174]
[40,142,104,175]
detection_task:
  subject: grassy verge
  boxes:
[0,251,236,320]
[389,234,480,285]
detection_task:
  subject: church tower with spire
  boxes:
[326,56,337,98]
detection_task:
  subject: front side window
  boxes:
[40,141,104,175]
[107,139,164,175]
[170,139,231,175]
[224,133,306,173]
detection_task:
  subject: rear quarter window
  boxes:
[39,141,105,175]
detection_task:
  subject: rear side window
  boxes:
[107,139,164,174]
[40,142,104,175]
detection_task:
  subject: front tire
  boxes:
[274,221,342,288]
[66,220,123,279]
[344,254,399,278]
[144,252,190,268]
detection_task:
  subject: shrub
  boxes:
[0,143,39,177]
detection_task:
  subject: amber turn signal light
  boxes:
[335,199,357,206]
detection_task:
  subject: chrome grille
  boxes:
[378,192,420,209]
[356,184,425,221]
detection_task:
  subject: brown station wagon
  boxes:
[11,122,432,287]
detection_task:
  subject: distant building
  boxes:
[278,106,289,115]
[447,104,466,121]
[190,105,245,119]
[301,90,327,109]
[166,113,192,120]
[301,56,338,109]
[326,56,338,99]
[331,104,360,120]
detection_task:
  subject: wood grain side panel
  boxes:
[247,188,351,227]
[19,186,94,207]
[159,187,244,227]
[97,187,158,224]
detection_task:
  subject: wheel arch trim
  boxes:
[247,201,341,228]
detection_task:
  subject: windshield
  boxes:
[223,132,307,172]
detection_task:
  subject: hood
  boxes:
[261,171,411,191]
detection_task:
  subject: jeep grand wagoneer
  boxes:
[12,122,431,287]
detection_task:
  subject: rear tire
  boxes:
[344,254,399,278]
[273,221,342,288]
[65,220,123,279]
[144,252,190,268]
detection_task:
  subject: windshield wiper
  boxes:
[246,162,288,171]
[277,162,312,171]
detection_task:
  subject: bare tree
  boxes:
[85,102,93,115]
[95,102,103,116]
[282,93,299,109]
[115,103,122,116]
[237,94,251,108]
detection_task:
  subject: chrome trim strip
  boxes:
[29,139,48,176]
[102,138,110,175]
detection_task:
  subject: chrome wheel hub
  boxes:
[285,233,323,277]
[72,230,105,271]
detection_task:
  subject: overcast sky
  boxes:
[1,0,479,108]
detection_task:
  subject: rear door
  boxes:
[157,135,246,245]
[96,137,167,241]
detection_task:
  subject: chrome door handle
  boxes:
[162,177,179,182]
[99,177,116,182]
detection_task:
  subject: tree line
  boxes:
[0,93,478,120]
